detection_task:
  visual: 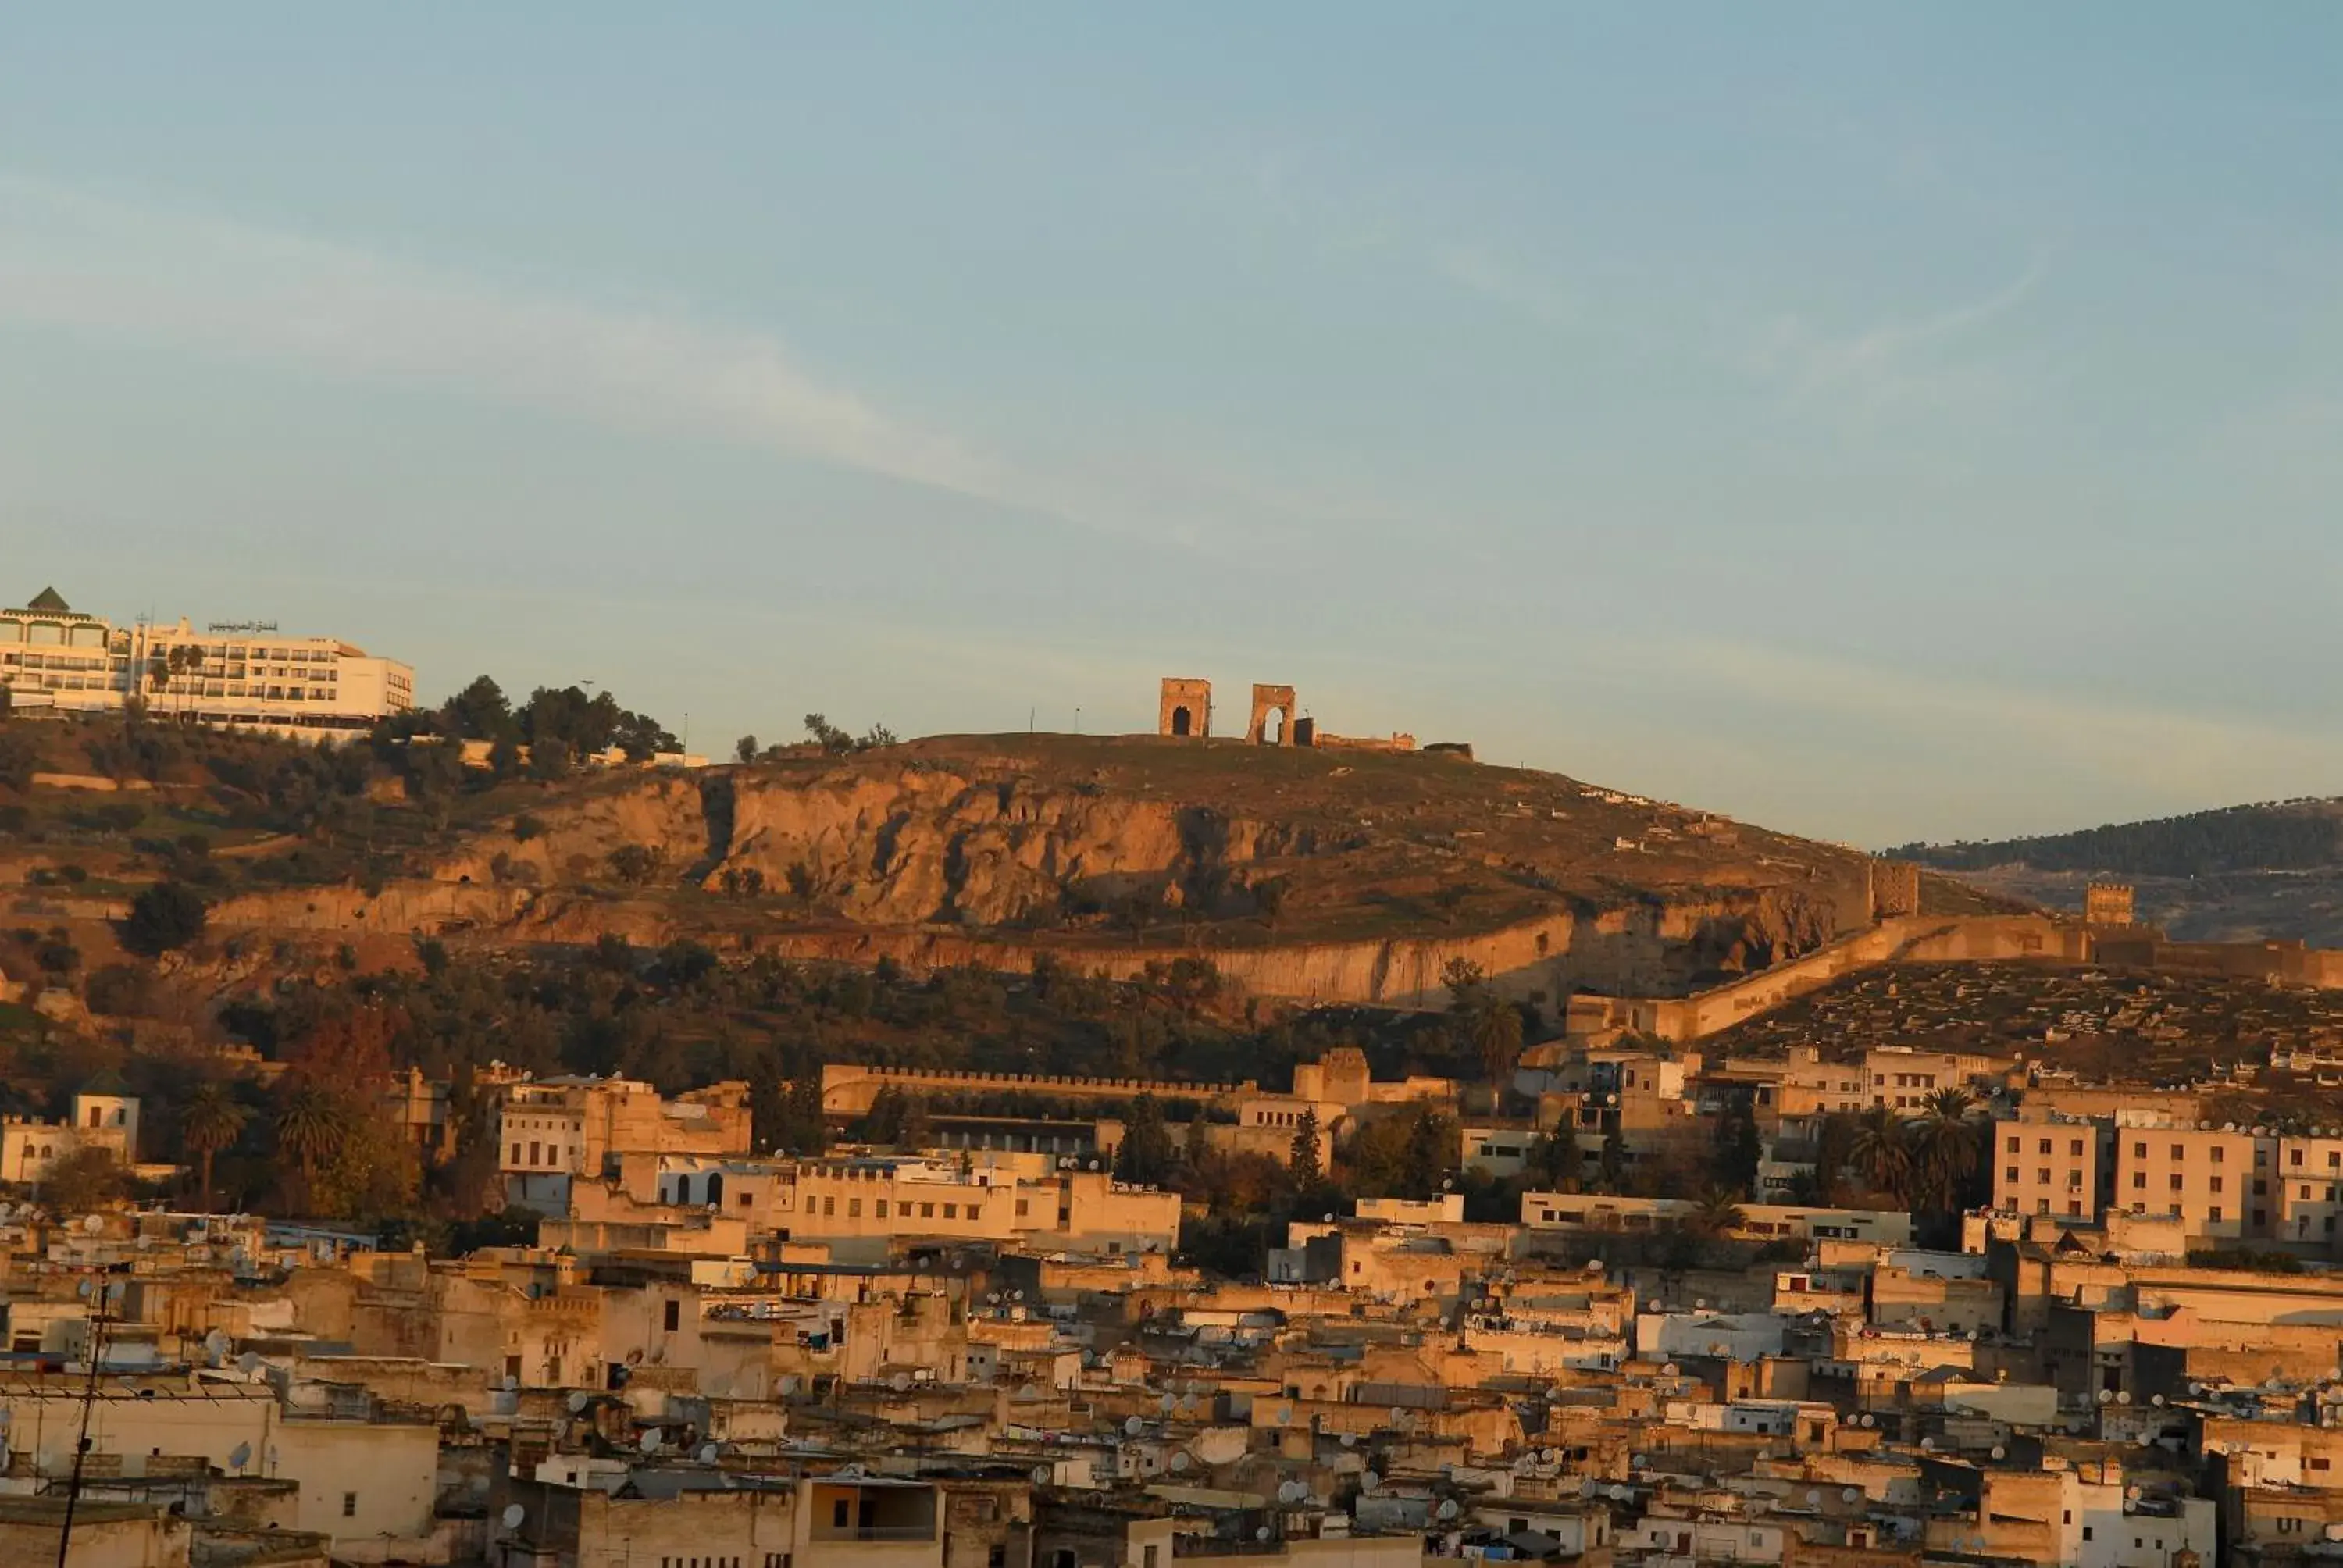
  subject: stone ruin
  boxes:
[2085,882,2137,927]
[1156,675,1418,752]
[1868,858,1922,921]
[1157,677,1212,739]
[1246,683,1297,745]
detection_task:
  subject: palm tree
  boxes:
[273,1086,348,1210]
[180,1082,248,1213]
[1473,1004,1525,1105]
[1908,1088,1979,1212]
[1688,1187,1746,1238]
[1848,1107,1913,1203]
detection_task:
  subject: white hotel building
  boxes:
[0,586,415,740]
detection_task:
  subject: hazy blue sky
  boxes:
[5,5,2341,844]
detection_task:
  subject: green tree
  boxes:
[734,735,759,764]
[44,1146,126,1215]
[180,1082,249,1213]
[1849,1107,1913,1203]
[1686,1186,1746,1238]
[120,881,209,956]
[1116,1095,1176,1186]
[274,1085,351,1211]
[1907,1087,1980,1214]
[804,714,855,755]
[1710,1098,1763,1199]
[1288,1108,1322,1183]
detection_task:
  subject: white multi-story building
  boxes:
[0,587,414,740]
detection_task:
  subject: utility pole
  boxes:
[55,1264,123,1568]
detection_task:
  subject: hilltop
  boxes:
[0,718,2003,1010]
[1892,797,2343,943]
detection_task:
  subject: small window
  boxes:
[343,1491,358,1517]
[665,1300,681,1332]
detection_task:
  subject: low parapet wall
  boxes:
[820,1064,1257,1117]
[1569,914,2090,1043]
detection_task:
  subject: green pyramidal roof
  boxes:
[25,587,70,612]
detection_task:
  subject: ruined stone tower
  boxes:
[1247,683,1298,745]
[1157,677,1211,738]
[2084,882,2136,927]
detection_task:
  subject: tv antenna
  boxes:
[56,1267,127,1568]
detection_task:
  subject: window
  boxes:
[2170,1174,2184,1191]
[876,1200,889,1219]
[1016,1199,1029,1217]
[823,1196,835,1217]
[2070,1139,2084,1157]
[2211,1176,2224,1193]
[2294,1149,2306,1166]
[2134,1142,2147,1158]
[2006,1167,2020,1185]
[2067,1201,2081,1216]
[665,1300,681,1332]
[2038,1139,2052,1155]
[2037,1168,2051,1185]
[2133,1172,2146,1188]
[834,1501,851,1528]
[922,1203,935,1218]
[943,1203,958,1220]
[342,1492,358,1517]
[848,1199,861,1218]
[2082,1528,2093,1541]
[2210,1206,2224,1222]
[2170,1145,2184,1160]
[2212,1146,2226,1164]
[530,1141,541,1164]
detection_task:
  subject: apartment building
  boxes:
[500,1076,754,1208]
[2112,1126,2273,1240]
[2272,1132,2343,1246]
[1863,1046,2013,1110]
[1992,1117,2109,1221]
[0,589,414,739]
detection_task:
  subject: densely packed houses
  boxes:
[4,1028,2340,1568]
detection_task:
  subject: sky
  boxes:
[5,5,2342,846]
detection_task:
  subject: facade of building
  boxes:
[0,589,414,740]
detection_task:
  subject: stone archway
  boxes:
[1247,683,1297,745]
[1158,676,1212,737]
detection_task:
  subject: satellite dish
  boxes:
[1255,1529,1272,1544]
[502,1503,526,1529]
[237,1353,261,1375]
[698,1443,720,1464]
[1389,1406,1407,1425]
[567,1392,590,1413]
[1806,1490,1821,1506]
[1842,1488,1860,1503]
[1125,1416,1144,1437]
[1991,1445,2007,1460]
[229,1442,252,1470]
[1171,1453,1190,1472]
[84,1215,105,1235]
[891,1373,911,1392]
[2152,1394,2166,1406]
[640,1429,662,1454]
[1280,1481,1304,1503]
[1161,1395,1176,1414]
[1339,1432,1355,1447]
[1032,1466,1053,1485]
[203,1330,229,1358]
[1361,1472,1380,1492]
[1439,1500,1459,1520]
[501,1374,519,1392]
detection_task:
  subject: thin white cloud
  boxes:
[1664,636,2343,808]
[1433,244,1582,331]
[0,176,1047,511]
[0,175,1406,554]
[1749,256,2047,412]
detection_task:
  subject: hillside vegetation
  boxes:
[1892,799,2343,944]
[1892,800,2343,878]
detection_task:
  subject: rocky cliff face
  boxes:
[393,736,1897,1006]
